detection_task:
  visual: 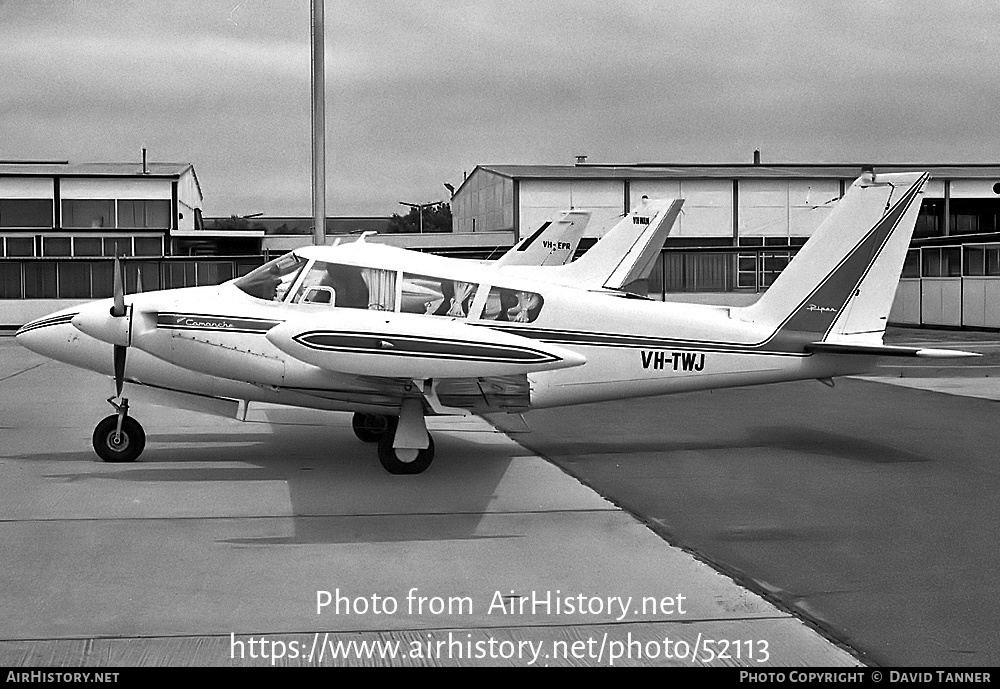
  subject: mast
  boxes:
[310,0,326,245]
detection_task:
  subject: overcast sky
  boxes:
[2,1,998,217]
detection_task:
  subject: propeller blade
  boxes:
[113,344,126,397]
[111,253,125,317]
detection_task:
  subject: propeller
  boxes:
[111,253,126,318]
[111,253,128,397]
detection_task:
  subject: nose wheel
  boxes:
[352,412,390,443]
[93,398,145,463]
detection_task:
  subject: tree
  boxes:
[387,202,452,233]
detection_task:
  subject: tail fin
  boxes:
[494,210,591,267]
[542,198,682,289]
[738,171,928,342]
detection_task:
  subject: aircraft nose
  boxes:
[14,310,79,357]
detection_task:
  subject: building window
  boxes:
[194,261,235,287]
[0,262,23,298]
[126,262,161,292]
[23,262,57,298]
[949,199,1000,236]
[0,199,53,228]
[117,200,170,229]
[62,199,115,228]
[987,247,1000,277]
[41,237,72,256]
[104,237,132,257]
[963,247,985,277]
[914,200,941,238]
[58,262,93,298]
[73,237,103,256]
[133,236,164,256]
[921,247,961,277]
[5,237,34,257]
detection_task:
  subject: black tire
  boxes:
[377,432,434,475]
[92,414,145,463]
[352,412,390,443]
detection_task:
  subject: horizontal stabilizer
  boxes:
[806,342,981,358]
[481,412,532,433]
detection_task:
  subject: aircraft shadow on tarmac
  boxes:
[27,424,525,546]
[526,425,929,465]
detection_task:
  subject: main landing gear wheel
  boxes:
[377,432,434,475]
[352,412,390,443]
[92,414,146,463]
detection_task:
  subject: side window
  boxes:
[401,274,478,317]
[482,286,544,323]
[292,261,396,310]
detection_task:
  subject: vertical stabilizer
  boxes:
[495,210,591,267]
[543,198,681,288]
[738,171,928,342]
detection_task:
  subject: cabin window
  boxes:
[233,252,306,301]
[481,286,544,323]
[400,273,478,317]
[291,260,396,310]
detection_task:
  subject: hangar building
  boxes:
[0,160,204,258]
[451,161,1000,328]
[452,161,1000,245]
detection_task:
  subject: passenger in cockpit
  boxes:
[495,290,519,321]
[432,280,475,317]
[322,264,369,308]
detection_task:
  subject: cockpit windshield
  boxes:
[233,252,307,301]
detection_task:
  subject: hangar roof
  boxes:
[475,163,1000,181]
[0,161,203,204]
[0,161,195,178]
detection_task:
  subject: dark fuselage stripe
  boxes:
[16,313,77,336]
[472,323,810,356]
[294,331,559,364]
[157,313,281,333]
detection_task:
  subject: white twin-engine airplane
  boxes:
[16,172,974,474]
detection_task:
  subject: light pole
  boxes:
[311,0,326,245]
[398,201,436,234]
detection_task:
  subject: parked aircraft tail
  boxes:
[494,209,591,267]
[540,198,682,290]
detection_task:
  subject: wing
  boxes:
[279,371,530,414]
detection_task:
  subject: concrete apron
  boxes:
[0,346,857,666]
